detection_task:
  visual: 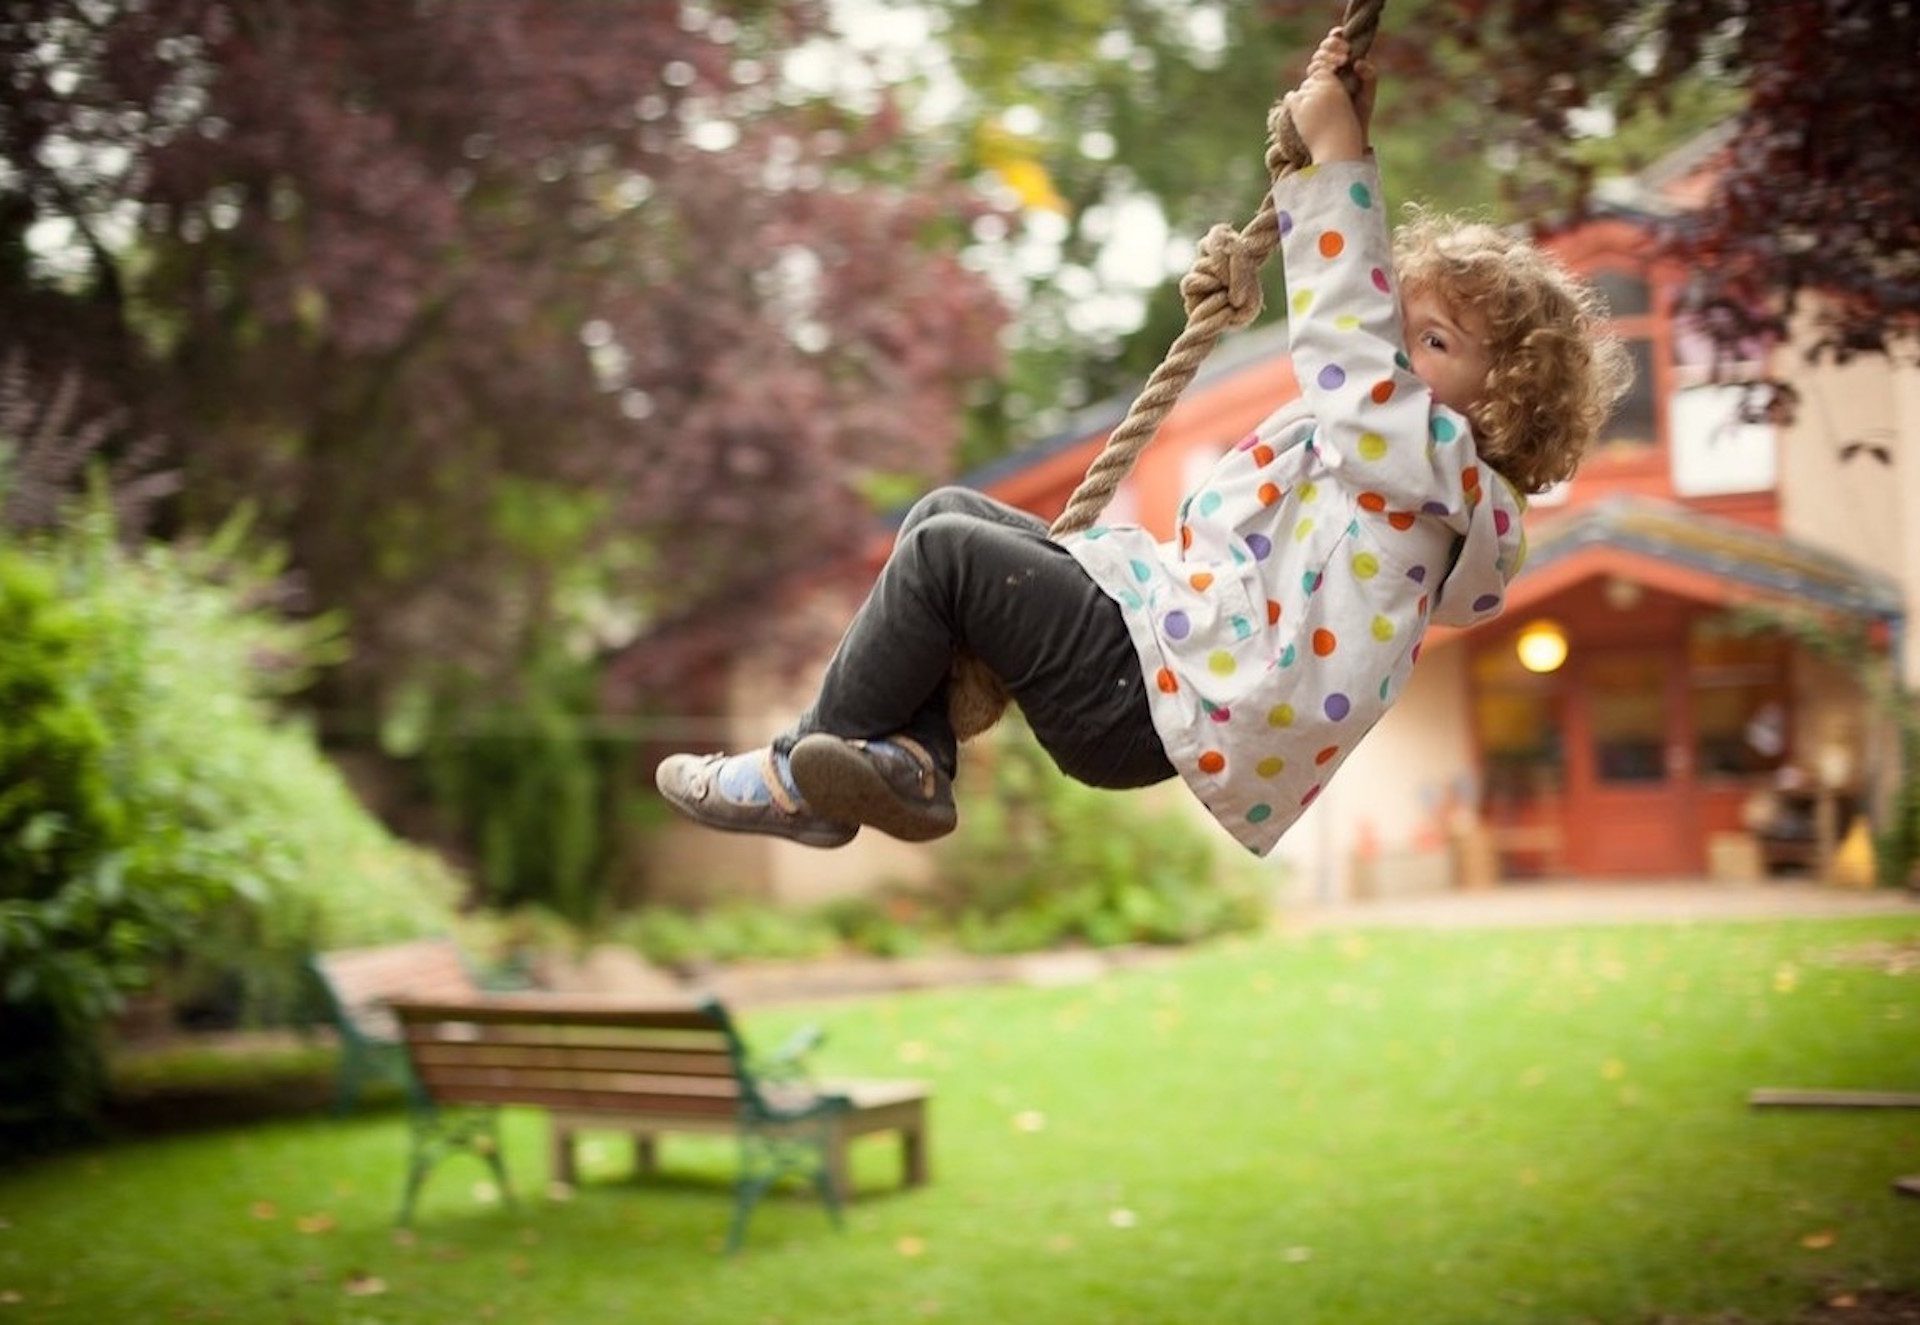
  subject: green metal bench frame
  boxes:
[388,994,929,1252]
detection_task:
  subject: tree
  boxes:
[0,0,1008,707]
[1399,0,1920,367]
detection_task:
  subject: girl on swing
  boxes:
[658,27,1632,857]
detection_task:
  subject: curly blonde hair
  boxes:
[1393,212,1634,493]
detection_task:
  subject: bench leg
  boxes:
[822,1129,851,1208]
[633,1131,659,1179]
[901,1117,929,1188]
[549,1123,577,1186]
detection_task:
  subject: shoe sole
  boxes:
[790,735,957,843]
[654,757,856,849]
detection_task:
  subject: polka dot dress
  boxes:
[1063,159,1530,856]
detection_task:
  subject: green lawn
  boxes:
[3,914,1917,1324]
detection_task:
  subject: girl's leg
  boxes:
[781,487,1173,791]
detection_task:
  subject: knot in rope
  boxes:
[1180,222,1264,327]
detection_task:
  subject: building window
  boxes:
[1590,266,1660,455]
[1689,623,1790,778]
[1472,647,1566,803]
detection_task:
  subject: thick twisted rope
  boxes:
[948,0,1386,742]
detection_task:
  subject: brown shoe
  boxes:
[654,748,857,849]
[789,734,956,843]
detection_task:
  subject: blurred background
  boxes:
[4,0,1917,1131]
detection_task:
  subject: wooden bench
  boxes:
[389,994,930,1250]
[307,938,482,1114]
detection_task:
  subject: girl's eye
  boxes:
[1421,331,1447,351]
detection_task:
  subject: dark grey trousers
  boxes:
[776,487,1174,790]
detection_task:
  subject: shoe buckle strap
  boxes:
[760,747,800,815]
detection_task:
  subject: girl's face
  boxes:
[1403,285,1493,418]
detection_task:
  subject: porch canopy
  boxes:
[1499,496,1905,628]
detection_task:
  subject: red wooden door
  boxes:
[1563,645,1700,876]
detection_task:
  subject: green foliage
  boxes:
[938,721,1269,952]
[609,903,839,969]
[0,498,458,1128]
[1728,604,1917,888]
[411,650,618,926]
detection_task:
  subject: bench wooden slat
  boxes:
[409,1043,736,1078]
[416,1062,740,1101]
[415,1081,745,1118]
[400,1022,732,1054]
[392,997,720,1031]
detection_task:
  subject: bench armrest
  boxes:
[755,1023,825,1084]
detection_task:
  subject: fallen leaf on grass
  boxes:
[1282,1246,1313,1263]
[1108,1208,1137,1229]
[1801,1230,1837,1249]
[391,1229,417,1249]
[0,1290,22,1305]
[1829,1293,1858,1309]
[1045,1234,1076,1254]
[896,1236,926,1257]
[249,1201,279,1221]
[546,1181,575,1202]
[508,1254,532,1277]
[342,1274,387,1297]
[1013,1111,1046,1134]
[295,1213,336,1235]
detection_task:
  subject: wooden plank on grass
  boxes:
[1749,1088,1920,1109]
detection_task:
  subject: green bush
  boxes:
[608,902,838,969]
[938,720,1270,953]
[0,502,458,1128]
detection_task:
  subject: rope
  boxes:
[948,0,1388,742]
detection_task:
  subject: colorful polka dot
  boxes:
[1324,693,1351,721]
[1207,702,1232,723]
[1231,616,1252,640]
[1246,533,1273,561]
[1291,289,1314,315]
[1494,508,1512,536]
[1431,415,1458,443]
[1268,704,1295,728]
[1358,491,1387,512]
[1121,590,1143,610]
[1130,560,1152,582]
[1279,643,1298,667]
[1256,756,1285,778]
[1335,314,1361,331]
[1258,483,1281,506]
[1252,444,1275,467]
[1317,364,1347,390]
[1379,676,1392,700]
[1472,593,1500,613]
[1462,466,1480,491]
[1164,610,1191,640]
[1318,230,1345,259]
[1370,267,1390,294]
[1198,490,1224,516]
[1084,526,1108,540]
[1248,803,1273,824]
[1358,432,1388,461]
[1180,525,1193,550]
[1301,785,1321,807]
[1407,565,1427,584]
[1388,511,1416,531]
[1156,668,1178,693]
[1208,650,1236,676]
[1395,350,1411,369]
[1278,210,1293,236]
[1299,481,1320,503]
[1371,615,1395,641]
[1315,745,1339,766]
[1190,572,1214,591]
[1267,599,1282,625]
[1294,518,1315,543]
[1198,751,1226,775]
[1352,551,1379,580]
[1350,182,1373,208]
[1312,629,1338,657]
[1370,380,1395,404]
[1236,432,1260,451]
[1301,571,1321,595]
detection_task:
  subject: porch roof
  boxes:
[1508,496,1905,621]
